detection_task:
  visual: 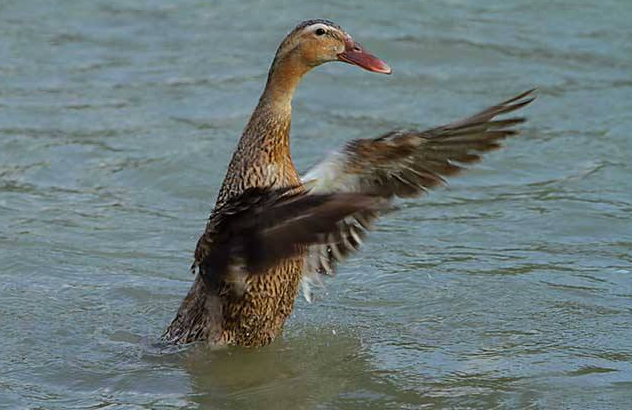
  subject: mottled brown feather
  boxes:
[197,186,384,287]
[302,89,535,278]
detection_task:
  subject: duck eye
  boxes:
[315,28,326,36]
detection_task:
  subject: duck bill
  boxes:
[337,38,392,74]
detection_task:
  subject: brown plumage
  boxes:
[197,186,385,287]
[163,19,535,347]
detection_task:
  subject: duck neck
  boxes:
[260,52,309,109]
[240,52,309,155]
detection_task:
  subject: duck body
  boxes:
[164,93,303,347]
[163,29,308,346]
[214,115,302,347]
[163,19,535,347]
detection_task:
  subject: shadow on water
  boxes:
[181,329,420,410]
[150,326,533,410]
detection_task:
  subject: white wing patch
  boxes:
[301,151,361,194]
[300,151,372,302]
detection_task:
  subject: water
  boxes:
[1,0,631,408]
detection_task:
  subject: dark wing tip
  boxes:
[499,88,537,105]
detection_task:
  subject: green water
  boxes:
[1,0,631,409]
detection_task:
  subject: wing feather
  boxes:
[193,186,385,294]
[300,89,535,298]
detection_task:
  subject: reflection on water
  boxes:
[183,328,515,410]
[1,0,632,409]
[186,331,384,410]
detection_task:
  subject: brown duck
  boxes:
[163,19,535,347]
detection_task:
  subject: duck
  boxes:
[162,19,535,347]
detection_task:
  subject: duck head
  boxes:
[273,19,392,75]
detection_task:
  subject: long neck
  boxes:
[216,51,308,206]
[242,51,308,150]
[259,51,308,110]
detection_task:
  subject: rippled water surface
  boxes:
[1,0,632,409]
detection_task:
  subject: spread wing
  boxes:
[300,89,535,296]
[192,186,385,293]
